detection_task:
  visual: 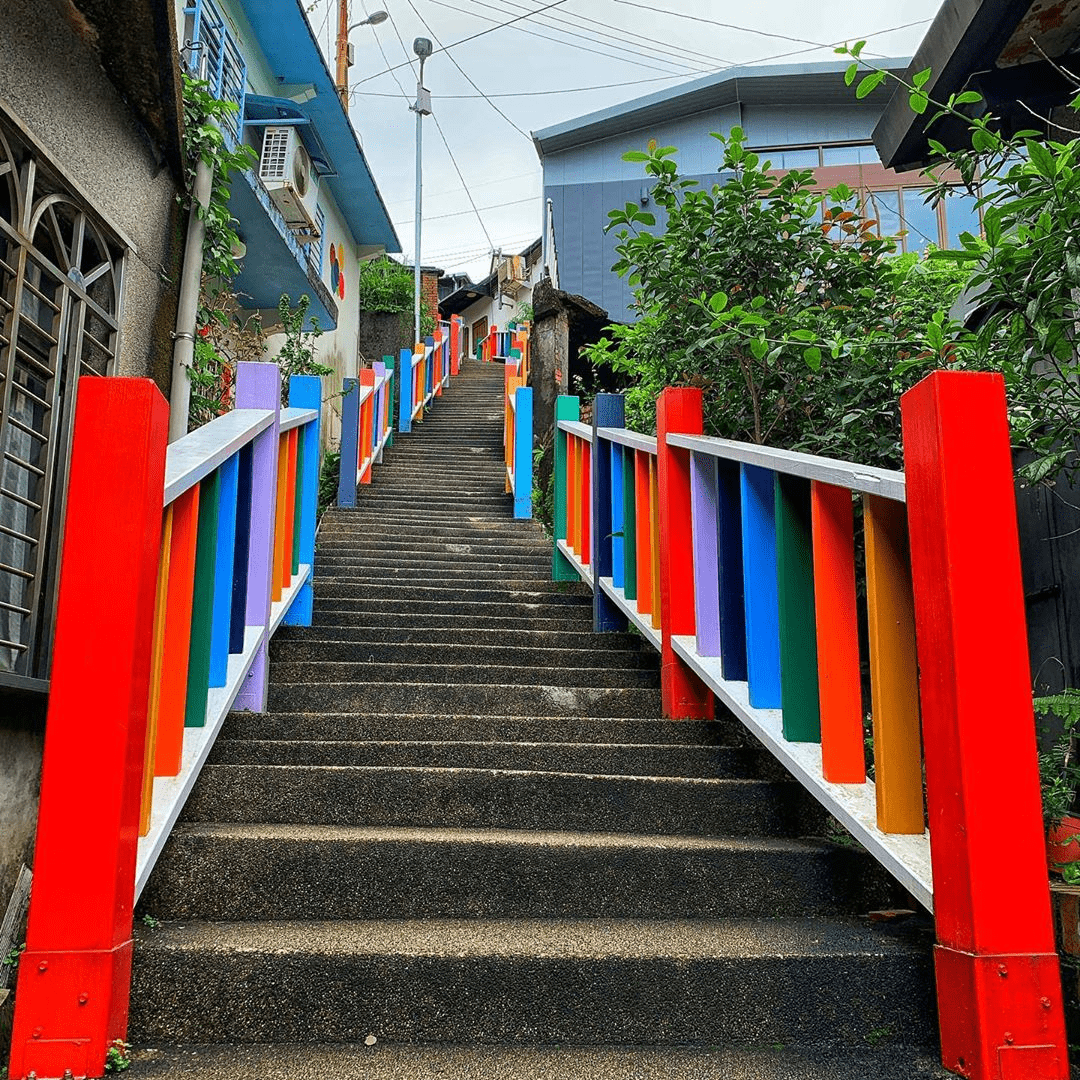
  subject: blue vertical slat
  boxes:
[208,452,240,686]
[717,459,748,681]
[229,441,253,654]
[398,347,412,433]
[513,387,533,520]
[591,393,627,632]
[283,375,322,627]
[611,442,624,589]
[740,463,781,708]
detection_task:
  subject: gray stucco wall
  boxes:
[0,0,183,391]
[0,0,183,944]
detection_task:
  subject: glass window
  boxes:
[0,111,126,684]
[901,188,940,253]
[821,144,879,167]
[866,189,902,242]
[942,186,982,248]
[777,148,820,169]
[183,1,247,144]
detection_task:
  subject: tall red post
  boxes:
[450,314,461,376]
[656,387,713,719]
[901,371,1067,1080]
[9,379,168,1080]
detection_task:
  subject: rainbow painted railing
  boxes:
[553,376,1069,1080]
[503,348,532,519]
[337,358,395,506]
[8,363,323,1079]
[398,315,461,436]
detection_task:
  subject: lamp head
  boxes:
[413,37,434,59]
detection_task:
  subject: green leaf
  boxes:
[636,212,656,226]
[844,62,858,87]
[856,71,886,99]
[749,337,769,360]
[1025,139,1057,179]
[953,90,982,105]
[622,150,650,162]
[851,40,866,58]
[708,291,729,313]
[912,67,932,89]
[803,346,822,370]
[909,91,929,115]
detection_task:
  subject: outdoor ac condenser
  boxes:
[259,126,321,235]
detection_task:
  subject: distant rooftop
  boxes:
[532,57,911,156]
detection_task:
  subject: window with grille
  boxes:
[183,0,247,145]
[306,205,326,279]
[0,110,127,688]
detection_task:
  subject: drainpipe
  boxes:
[169,156,213,442]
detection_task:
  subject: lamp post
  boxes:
[411,36,433,345]
[336,6,389,107]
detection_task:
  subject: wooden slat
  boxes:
[635,449,652,616]
[648,453,660,627]
[865,494,924,834]
[740,463,781,709]
[811,481,866,783]
[272,433,289,603]
[184,468,221,729]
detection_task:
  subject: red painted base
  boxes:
[934,945,1068,1080]
[9,940,133,1080]
[661,660,714,720]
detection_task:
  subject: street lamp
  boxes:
[347,10,388,32]
[336,8,389,106]
[411,36,433,345]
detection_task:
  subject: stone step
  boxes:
[308,610,594,632]
[129,916,936,1047]
[270,661,659,690]
[182,763,815,837]
[219,712,726,747]
[270,640,652,668]
[309,585,594,609]
[207,738,741,776]
[141,822,896,922]
[266,680,660,717]
[306,600,598,624]
[129,1043,951,1080]
[272,625,646,651]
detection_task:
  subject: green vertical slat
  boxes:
[185,468,222,728]
[622,447,637,601]
[775,473,821,742]
[553,395,580,581]
[292,434,304,575]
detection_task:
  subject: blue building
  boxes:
[533,59,982,322]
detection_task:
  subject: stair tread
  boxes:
[130,1044,951,1080]
[137,915,929,960]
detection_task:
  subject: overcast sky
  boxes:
[305,0,943,282]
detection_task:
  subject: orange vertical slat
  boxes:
[140,505,173,835]
[865,494,924,834]
[811,481,866,784]
[155,485,200,777]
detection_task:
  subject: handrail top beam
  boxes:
[666,432,906,501]
[557,419,593,443]
[595,426,657,455]
[164,408,274,506]
[279,407,318,433]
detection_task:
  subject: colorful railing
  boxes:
[552,375,1069,1080]
[398,316,460,436]
[9,364,321,1080]
[480,322,530,371]
[337,358,394,507]
[503,350,532,519]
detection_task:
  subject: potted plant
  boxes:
[1039,691,1080,881]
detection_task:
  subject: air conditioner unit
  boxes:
[259,127,321,234]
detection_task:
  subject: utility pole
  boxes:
[411,37,433,344]
[336,0,350,107]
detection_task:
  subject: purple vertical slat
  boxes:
[232,361,281,712]
[691,451,721,657]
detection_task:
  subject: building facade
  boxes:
[533,59,983,323]
[176,0,400,445]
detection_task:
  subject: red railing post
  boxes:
[901,370,1068,1080]
[9,379,168,1080]
[450,314,462,375]
[656,387,713,719]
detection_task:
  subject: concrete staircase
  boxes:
[131,361,948,1078]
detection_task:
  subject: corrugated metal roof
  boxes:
[532,58,911,156]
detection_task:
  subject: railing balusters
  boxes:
[186,468,222,726]
[739,464,782,710]
[592,394,625,631]
[209,454,240,688]
[690,452,721,658]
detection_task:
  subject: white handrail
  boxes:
[164,409,273,506]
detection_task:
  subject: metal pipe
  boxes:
[169,155,213,443]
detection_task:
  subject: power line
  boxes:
[350,0,572,88]
[430,112,497,246]
[424,0,705,77]
[350,75,690,100]
[407,0,532,139]
[451,0,719,75]
[386,169,541,207]
[359,2,412,102]
[397,193,538,225]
